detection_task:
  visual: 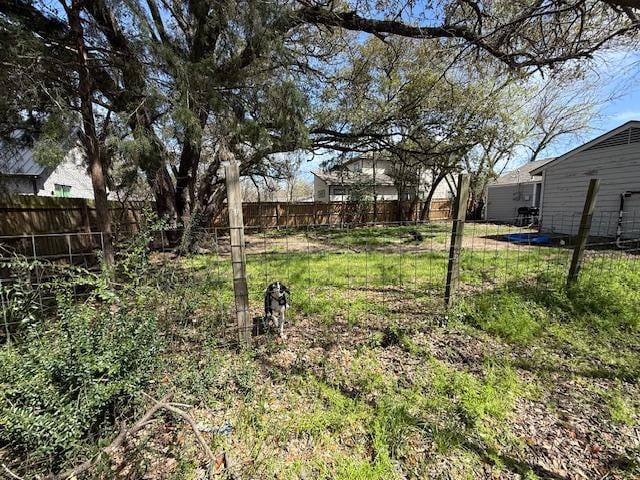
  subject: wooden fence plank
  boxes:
[1,195,453,236]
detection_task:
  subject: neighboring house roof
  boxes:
[0,141,46,176]
[312,170,396,187]
[326,154,390,171]
[489,158,555,186]
[337,155,375,167]
[530,120,640,175]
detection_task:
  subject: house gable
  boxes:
[530,121,640,175]
[538,133,640,237]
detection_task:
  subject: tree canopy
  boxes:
[1,0,639,238]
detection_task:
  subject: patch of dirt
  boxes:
[209,226,549,257]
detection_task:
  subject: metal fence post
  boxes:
[223,157,251,347]
[567,179,600,286]
[444,174,470,307]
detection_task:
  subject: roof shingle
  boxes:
[490,158,554,186]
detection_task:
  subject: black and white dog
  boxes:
[264,282,290,338]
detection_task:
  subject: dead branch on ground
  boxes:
[43,393,222,480]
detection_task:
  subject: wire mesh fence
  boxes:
[1,209,638,346]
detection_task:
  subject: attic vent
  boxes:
[586,127,640,151]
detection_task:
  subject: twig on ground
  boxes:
[43,392,222,480]
[142,393,217,467]
[2,463,25,480]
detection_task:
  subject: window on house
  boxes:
[318,189,326,198]
[54,184,72,198]
[331,186,348,196]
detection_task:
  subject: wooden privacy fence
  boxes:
[0,195,451,258]
[0,195,146,258]
[214,199,452,228]
[0,195,146,235]
[1,195,452,234]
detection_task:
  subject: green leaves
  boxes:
[0,231,166,472]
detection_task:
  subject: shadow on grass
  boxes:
[511,357,640,384]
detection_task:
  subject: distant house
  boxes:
[312,155,455,203]
[531,121,640,239]
[0,142,96,199]
[485,157,554,222]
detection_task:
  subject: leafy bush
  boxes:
[0,275,40,335]
[0,289,162,471]
[115,209,167,285]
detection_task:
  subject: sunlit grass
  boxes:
[163,227,639,478]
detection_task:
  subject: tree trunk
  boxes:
[128,117,177,223]
[69,0,114,266]
[175,146,229,252]
[420,173,446,222]
[151,162,178,222]
[175,141,199,224]
[175,110,208,225]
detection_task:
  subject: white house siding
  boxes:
[347,158,392,176]
[314,157,456,202]
[328,185,398,202]
[373,186,400,201]
[313,175,329,202]
[38,148,95,199]
[486,183,536,222]
[0,148,96,199]
[427,174,456,199]
[540,143,640,238]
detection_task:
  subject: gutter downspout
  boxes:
[538,170,546,232]
[616,190,640,248]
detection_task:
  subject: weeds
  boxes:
[603,388,637,426]
[458,292,547,344]
[0,291,161,470]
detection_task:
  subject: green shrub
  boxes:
[0,293,162,471]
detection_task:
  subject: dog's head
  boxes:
[266,281,290,299]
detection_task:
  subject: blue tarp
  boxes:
[503,233,552,245]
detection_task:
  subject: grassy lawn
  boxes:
[1,225,638,479]
[161,226,639,479]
